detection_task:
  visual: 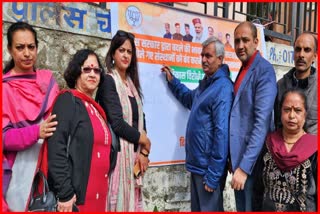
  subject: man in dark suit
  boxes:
[163,23,172,39]
[183,24,193,42]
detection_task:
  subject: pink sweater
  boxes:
[4,124,40,168]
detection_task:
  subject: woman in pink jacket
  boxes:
[2,21,59,211]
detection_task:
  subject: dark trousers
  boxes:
[234,174,254,211]
[190,173,224,211]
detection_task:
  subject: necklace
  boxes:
[121,78,128,87]
[124,81,129,87]
[283,131,306,145]
[284,141,296,145]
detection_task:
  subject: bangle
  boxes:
[140,151,149,157]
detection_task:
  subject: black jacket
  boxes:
[96,74,146,150]
[47,92,94,204]
[253,144,317,211]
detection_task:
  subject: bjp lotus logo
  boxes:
[126,5,142,27]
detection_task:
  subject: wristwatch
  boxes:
[140,151,149,157]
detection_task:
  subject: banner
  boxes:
[111,3,266,166]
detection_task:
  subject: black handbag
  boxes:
[28,170,57,212]
[108,123,120,174]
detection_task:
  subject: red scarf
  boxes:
[266,129,317,171]
[69,89,106,121]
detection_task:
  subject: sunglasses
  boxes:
[116,30,135,40]
[81,66,102,74]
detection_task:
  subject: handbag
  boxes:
[28,170,57,212]
[108,123,120,174]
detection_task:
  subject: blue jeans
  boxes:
[234,175,254,211]
[190,173,224,211]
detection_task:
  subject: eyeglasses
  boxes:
[116,30,135,40]
[81,66,102,74]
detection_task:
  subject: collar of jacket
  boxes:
[284,66,317,89]
[199,64,230,91]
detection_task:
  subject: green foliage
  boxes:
[153,205,158,212]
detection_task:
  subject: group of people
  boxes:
[163,19,234,49]
[164,22,194,42]
[2,19,317,212]
[163,19,203,42]
[2,22,151,212]
[161,21,317,212]
[163,18,226,43]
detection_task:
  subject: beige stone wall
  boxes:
[143,166,235,211]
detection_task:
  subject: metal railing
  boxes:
[159,2,318,45]
[177,2,318,44]
[227,2,317,45]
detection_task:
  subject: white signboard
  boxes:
[266,42,295,67]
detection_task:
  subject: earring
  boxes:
[112,59,115,67]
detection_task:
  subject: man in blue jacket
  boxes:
[161,36,233,211]
[229,21,277,211]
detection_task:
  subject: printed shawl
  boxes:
[2,70,59,211]
[108,69,144,211]
[266,129,317,171]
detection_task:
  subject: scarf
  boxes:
[2,70,59,130]
[108,69,144,211]
[266,129,317,171]
[69,89,106,120]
